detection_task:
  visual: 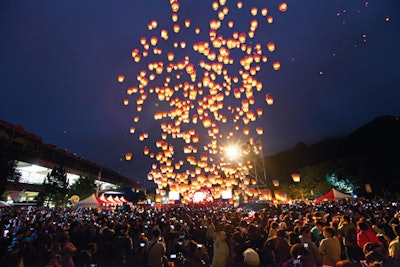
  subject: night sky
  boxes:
[1,0,399,187]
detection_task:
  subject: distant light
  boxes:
[221,190,232,199]
[169,191,180,200]
[226,145,240,160]
[193,192,205,203]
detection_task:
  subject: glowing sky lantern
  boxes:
[118,74,125,83]
[278,2,288,12]
[202,116,212,128]
[171,13,178,22]
[131,49,139,58]
[222,6,229,15]
[119,0,289,203]
[167,52,175,61]
[212,1,219,10]
[173,24,181,33]
[150,36,158,46]
[125,152,133,161]
[261,8,268,16]
[267,42,276,52]
[179,18,189,28]
[238,33,246,43]
[250,7,258,16]
[171,0,180,12]
[218,11,225,20]
[160,29,168,40]
[272,62,281,70]
[272,179,280,187]
[265,94,274,105]
[255,108,263,118]
[209,20,220,30]
[291,173,301,182]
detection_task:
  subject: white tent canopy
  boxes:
[0,200,11,208]
[74,194,101,208]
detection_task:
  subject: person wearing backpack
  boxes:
[145,228,168,267]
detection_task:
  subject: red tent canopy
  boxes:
[315,188,353,203]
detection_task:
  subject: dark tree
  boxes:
[0,139,21,197]
[121,186,147,203]
[37,166,69,207]
[69,175,97,200]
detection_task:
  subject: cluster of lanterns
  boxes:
[120,0,289,203]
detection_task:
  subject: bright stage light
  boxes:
[221,190,232,199]
[193,191,205,203]
[169,191,180,200]
[226,145,240,160]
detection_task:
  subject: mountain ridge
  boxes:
[264,115,400,193]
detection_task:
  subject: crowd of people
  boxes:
[0,196,400,267]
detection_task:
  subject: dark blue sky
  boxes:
[1,0,399,186]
